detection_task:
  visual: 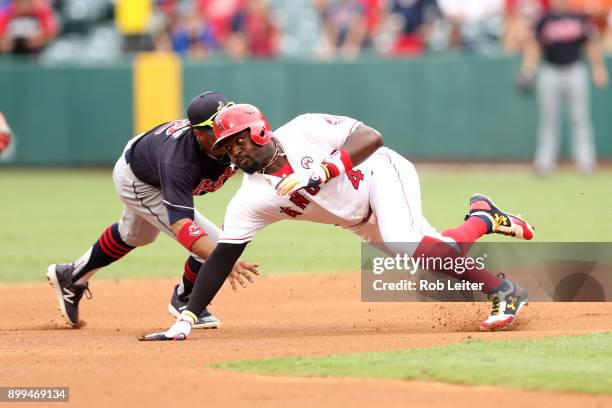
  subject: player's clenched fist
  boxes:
[275,148,354,196]
[228,259,260,291]
[275,167,327,196]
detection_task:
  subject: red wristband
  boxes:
[322,148,354,179]
[177,221,207,251]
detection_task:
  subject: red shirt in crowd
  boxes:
[0,0,57,54]
[197,0,244,43]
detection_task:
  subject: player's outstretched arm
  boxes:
[171,218,216,259]
[586,37,609,88]
[276,123,383,195]
[228,259,260,291]
[517,35,540,93]
[139,242,247,341]
[171,218,259,288]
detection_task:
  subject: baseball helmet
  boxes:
[212,104,272,149]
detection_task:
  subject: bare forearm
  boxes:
[521,38,541,77]
[586,39,609,87]
[170,218,215,259]
[187,243,247,316]
[586,39,606,69]
[342,124,384,166]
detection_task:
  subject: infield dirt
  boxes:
[1,273,611,408]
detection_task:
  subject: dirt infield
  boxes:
[1,273,611,408]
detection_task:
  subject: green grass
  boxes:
[1,166,611,282]
[213,332,612,395]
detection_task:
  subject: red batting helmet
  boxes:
[212,103,272,149]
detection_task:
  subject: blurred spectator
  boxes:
[437,0,505,52]
[569,0,612,31]
[268,0,321,57]
[0,0,58,55]
[518,0,609,175]
[116,0,155,52]
[226,0,280,59]
[381,0,439,57]
[196,0,243,46]
[155,5,218,58]
[361,0,382,45]
[0,111,11,154]
[606,9,612,51]
[314,0,368,59]
[156,0,178,16]
[568,0,612,51]
[172,14,217,58]
[503,0,550,54]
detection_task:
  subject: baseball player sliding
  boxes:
[46,92,259,329]
[141,103,535,341]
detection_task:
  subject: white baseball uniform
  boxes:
[218,114,442,251]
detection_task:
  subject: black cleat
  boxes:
[46,264,91,328]
[467,194,535,240]
[480,278,529,331]
[168,284,221,329]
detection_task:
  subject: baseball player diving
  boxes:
[141,103,535,341]
[46,92,260,329]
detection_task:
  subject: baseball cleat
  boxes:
[46,264,92,328]
[168,284,221,329]
[467,194,535,240]
[480,278,529,331]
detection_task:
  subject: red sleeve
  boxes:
[36,5,58,36]
[0,8,12,36]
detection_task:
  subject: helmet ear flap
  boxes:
[212,103,272,149]
[248,120,271,145]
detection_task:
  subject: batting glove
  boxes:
[138,311,196,341]
[275,148,354,196]
[275,166,327,196]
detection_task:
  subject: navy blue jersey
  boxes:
[536,12,592,66]
[128,119,237,224]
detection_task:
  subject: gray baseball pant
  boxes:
[535,62,596,174]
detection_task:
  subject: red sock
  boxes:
[442,217,488,246]
[414,232,502,293]
[179,256,202,299]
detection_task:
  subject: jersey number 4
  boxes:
[346,169,364,190]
